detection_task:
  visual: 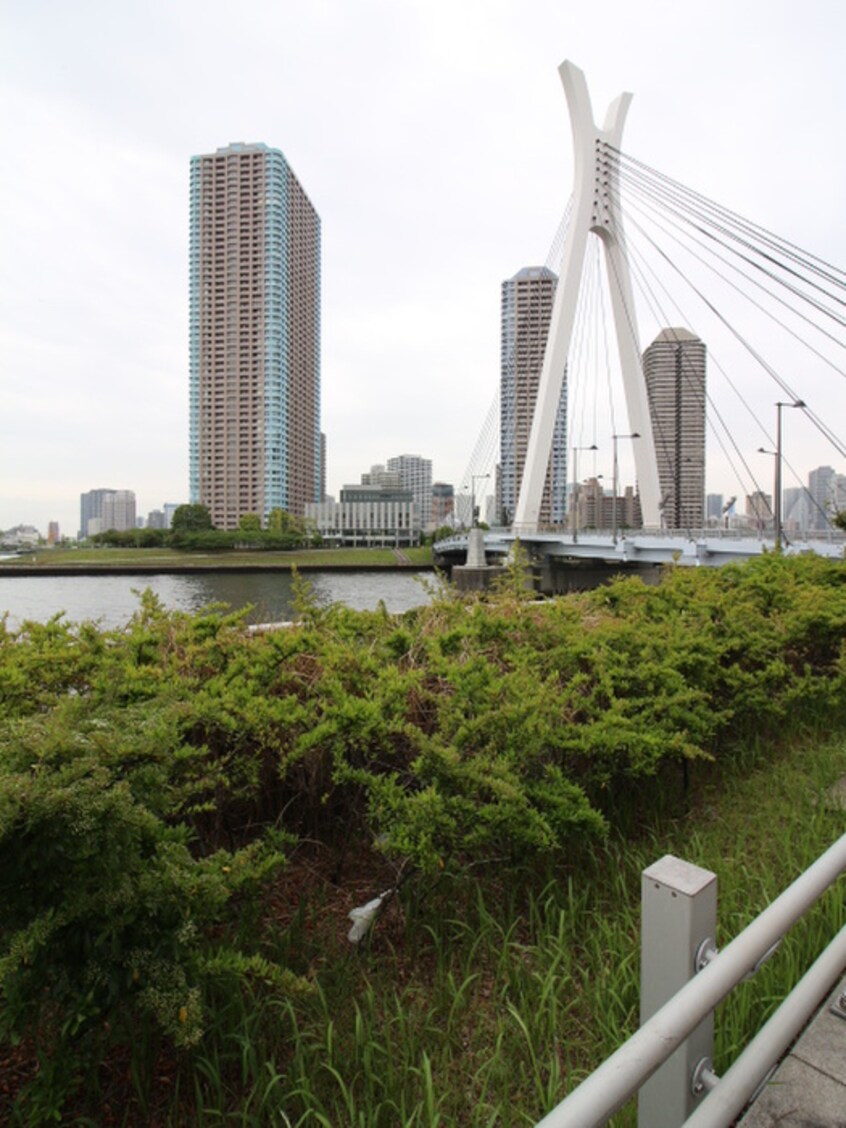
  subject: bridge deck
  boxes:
[435,528,846,567]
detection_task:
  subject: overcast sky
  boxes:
[2,0,846,537]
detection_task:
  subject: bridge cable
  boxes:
[617,205,846,464]
[608,147,846,292]
[604,165,780,517]
[617,181,846,364]
[611,160,846,338]
[597,199,696,521]
[615,191,846,464]
[618,217,765,512]
[609,165,846,464]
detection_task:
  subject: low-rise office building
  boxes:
[306,484,418,547]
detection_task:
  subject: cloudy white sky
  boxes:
[2,0,846,537]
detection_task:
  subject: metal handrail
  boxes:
[684,924,846,1127]
[535,832,846,1128]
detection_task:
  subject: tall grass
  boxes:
[93,729,845,1128]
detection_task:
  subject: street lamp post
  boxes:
[571,445,598,542]
[757,447,777,535]
[774,400,805,550]
[612,432,640,544]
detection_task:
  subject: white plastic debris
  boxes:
[347,891,390,944]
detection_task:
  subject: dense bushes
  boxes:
[89,504,320,551]
[88,527,315,551]
[2,554,846,1118]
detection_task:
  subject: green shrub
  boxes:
[3,555,846,1117]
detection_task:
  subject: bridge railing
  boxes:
[525,527,846,543]
[436,527,846,546]
[535,832,846,1128]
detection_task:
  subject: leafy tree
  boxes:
[834,510,846,531]
[144,527,168,547]
[132,527,167,548]
[432,525,456,543]
[171,530,239,551]
[238,513,262,534]
[92,528,165,548]
[170,504,213,532]
[267,508,304,536]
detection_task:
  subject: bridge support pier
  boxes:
[452,528,507,593]
[538,557,662,595]
[536,554,556,595]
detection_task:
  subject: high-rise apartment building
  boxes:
[80,488,116,540]
[808,465,837,530]
[319,433,327,503]
[745,490,773,530]
[79,488,137,536]
[431,482,455,528]
[706,493,724,523]
[360,464,401,489]
[642,328,706,530]
[387,454,433,532]
[783,487,809,533]
[500,267,567,527]
[190,142,321,529]
[102,490,137,532]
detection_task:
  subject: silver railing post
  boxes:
[638,856,717,1128]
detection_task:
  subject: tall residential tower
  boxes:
[79,488,115,540]
[387,454,433,531]
[189,142,321,529]
[642,327,706,530]
[500,267,567,526]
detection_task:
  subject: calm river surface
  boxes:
[0,571,438,631]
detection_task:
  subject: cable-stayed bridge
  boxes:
[436,60,846,579]
[434,528,846,578]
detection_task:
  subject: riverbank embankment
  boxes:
[0,547,436,576]
[0,563,436,576]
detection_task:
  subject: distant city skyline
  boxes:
[5,454,846,544]
[3,2,846,538]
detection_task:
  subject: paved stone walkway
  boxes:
[737,972,846,1127]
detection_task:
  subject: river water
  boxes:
[0,571,438,631]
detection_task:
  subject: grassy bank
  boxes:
[0,544,435,570]
[251,732,845,1127]
[1,554,846,1125]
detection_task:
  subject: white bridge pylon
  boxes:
[513,60,662,532]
